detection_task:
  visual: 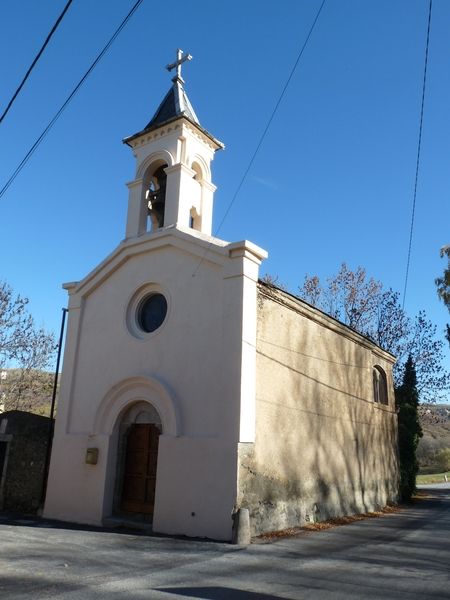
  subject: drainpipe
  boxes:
[40,307,68,507]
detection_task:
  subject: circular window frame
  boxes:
[126,284,170,340]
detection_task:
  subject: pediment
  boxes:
[64,227,229,299]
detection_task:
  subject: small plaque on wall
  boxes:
[85,448,99,465]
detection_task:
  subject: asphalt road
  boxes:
[0,485,449,600]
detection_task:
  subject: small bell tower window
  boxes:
[146,165,167,231]
[188,163,202,230]
[189,207,200,230]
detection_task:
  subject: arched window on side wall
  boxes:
[373,365,388,405]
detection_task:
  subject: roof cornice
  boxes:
[123,115,224,151]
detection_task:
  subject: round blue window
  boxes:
[137,293,167,333]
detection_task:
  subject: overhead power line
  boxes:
[402,0,433,309]
[0,0,145,200]
[192,0,327,276]
[0,0,74,125]
[214,0,327,240]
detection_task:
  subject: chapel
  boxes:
[43,51,399,541]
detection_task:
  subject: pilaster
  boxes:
[164,163,196,228]
[125,178,147,239]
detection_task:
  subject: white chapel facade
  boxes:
[44,51,268,540]
[44,52,399,541]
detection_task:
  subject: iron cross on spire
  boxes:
[166,48,192,84]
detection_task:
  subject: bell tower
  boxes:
[123,49,223,239]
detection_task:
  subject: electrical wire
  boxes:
[0,0,145,200]
[192,0,327,276]
[402,0,433,309]
[0,0,74,125]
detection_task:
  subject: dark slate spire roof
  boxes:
[145,78,200,129]
[123,74,223,149]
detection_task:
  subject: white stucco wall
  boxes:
[44,227,266,541]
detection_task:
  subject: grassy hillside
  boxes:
[417,471,450,484]
[417,404,450,474]
[0,368,56,416]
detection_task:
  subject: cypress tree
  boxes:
[395,355,422,501]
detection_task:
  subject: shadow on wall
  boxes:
[240,292,399,533]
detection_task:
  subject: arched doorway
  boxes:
[114,402,162,519]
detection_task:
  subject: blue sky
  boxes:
[1,1,449,367]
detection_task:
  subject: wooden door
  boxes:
[120,423,160,514]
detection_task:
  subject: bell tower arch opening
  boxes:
[188,162,203,231]
[144,162,168,232]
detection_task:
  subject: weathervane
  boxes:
[166,48,192,84]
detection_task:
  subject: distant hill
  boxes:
[0,368,55,416]
[417,404,450,473]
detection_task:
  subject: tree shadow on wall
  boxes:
[256,316,399,523]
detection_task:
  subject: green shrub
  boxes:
[396,355,422,501]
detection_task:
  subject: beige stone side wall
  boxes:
[238,285,399,536]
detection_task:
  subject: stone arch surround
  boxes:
[93,375,179,438]
[136,149,175,180]
[188,153,211,181]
